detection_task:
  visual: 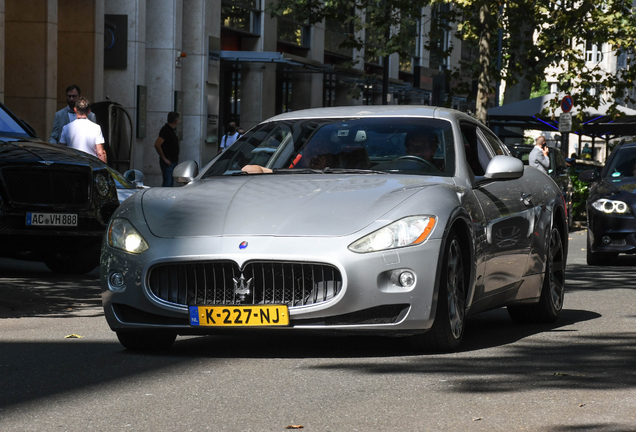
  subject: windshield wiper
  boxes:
[320,168,388,174]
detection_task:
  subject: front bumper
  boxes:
[587,209,636,254]
[100,234,443,336]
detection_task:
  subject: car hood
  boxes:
[600,176,636,195]
[0,139,104,168]
[141,175,437,237]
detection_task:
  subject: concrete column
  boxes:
[182,0,216,166]
[104,0,146,171]
[0,0,5,104]
[5,0,57,139]
[58,0,104,106]
[145,0,182,186]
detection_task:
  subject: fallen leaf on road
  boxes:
[472,417,483,421]
[553,372,569,376]
[64,334,83,338]
[285,426,304,429]
[579,403,586,407]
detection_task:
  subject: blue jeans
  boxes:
[160,159,178,187]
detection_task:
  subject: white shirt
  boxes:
[59,118,105,158]
[221,132,240,149]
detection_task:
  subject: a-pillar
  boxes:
[145,0,182,186]
[0,0,5,104]
[5,0,57,139]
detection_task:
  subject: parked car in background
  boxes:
[101,106,568,352]
[0,102,132,274]
[506,143,574,228]
[580,141,636,265]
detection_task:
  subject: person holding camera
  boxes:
[529,135,550,175]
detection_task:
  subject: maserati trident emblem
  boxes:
[233,274,253,301]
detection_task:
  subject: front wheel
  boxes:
[410,231,466,352]
[508,226,565,324]
[116,331,177,351]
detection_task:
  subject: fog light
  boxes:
[109,271,125,291]
[602,236,612,245]
[398,271,415,287]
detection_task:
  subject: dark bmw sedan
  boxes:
[580,141,636,265]
[0,103,120,273]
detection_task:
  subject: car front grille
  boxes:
[148,261,343,308]
[1,167,90,207]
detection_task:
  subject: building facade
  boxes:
[0,0,473,185]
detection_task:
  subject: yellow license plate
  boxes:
[189,305,289,327]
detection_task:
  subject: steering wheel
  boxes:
[395,155,437,170]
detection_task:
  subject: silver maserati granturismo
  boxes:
[100,106,568,352]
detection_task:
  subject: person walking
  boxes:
[59,97,107,163]
[220,122,241,151]
[529,135,550,175]
[154,112,180,187]
[50,84,97,144]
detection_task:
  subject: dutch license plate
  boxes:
[189,305,289,327]
[26,213,78,227]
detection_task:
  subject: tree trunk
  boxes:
[476,2,491,124]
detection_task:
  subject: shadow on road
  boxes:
[567,262,636,292]
[0,259,102,319]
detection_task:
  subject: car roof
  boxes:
[263,105,477,123]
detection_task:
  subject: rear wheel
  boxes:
[410,231,466,352]
[44,250,99,274]
[508,226,565,324]
[116,331,177,351]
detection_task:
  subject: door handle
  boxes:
[520,193,533,206]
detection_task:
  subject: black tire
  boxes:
[586,235,618,266]
[508,226,565,324]
[44,250,99,274]
[116,331,177,351]
[410,231,467,353]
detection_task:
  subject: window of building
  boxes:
[323,73,338,107]
[222,0,261,36]
[429,4,451,71]
[324,17,353,58]
[276,70,293,113]
[277,9,310,48]
[585,41,603,63]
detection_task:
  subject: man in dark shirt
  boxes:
[154,112,180,187]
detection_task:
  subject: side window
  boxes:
[460,122,487,175]
[479,128,509,156]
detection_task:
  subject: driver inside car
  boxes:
[403,130,443,171]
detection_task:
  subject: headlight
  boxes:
[95,173,110,197]
[108,218,149,254]
[591,199,631,214]
[348,216,436,253]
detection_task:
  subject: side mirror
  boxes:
[123,169,145,186]
[578,169,599,183]
[485,155,524,180]
[173,160,199,185]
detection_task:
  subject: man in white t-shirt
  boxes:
[59,97,107,163]
[220,122,241,151]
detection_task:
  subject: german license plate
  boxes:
[26,213,78,226]
[189,305,289,327]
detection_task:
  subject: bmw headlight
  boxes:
[95,173,110,197]
[108,218,149,254]
[591,199,631,214]
[348,216,436,253]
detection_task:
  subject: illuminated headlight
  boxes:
[108,218,149,254]
[95,173,110,197]
[348,216,436,253]
[591,199,631,214]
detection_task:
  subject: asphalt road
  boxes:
[0,229,635,431]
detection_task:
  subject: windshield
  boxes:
[604,145,636,179]
[202,117,455,178]
[0,104,31,138]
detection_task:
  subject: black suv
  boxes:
[0,102,120,273]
